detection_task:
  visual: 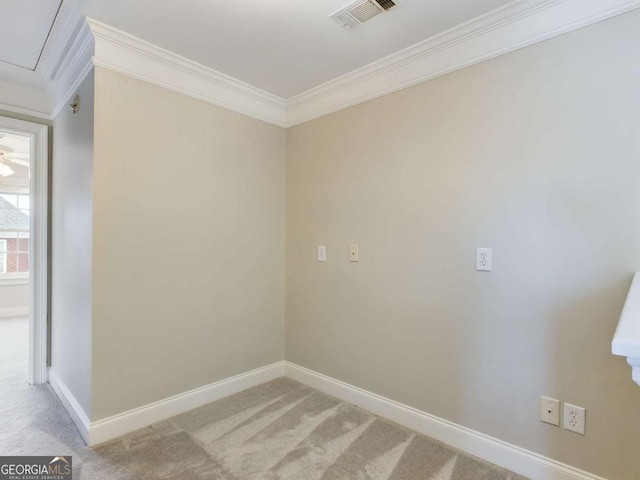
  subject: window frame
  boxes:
[0,239,6,273]
[0,191,31,282]
[0,116,48,386]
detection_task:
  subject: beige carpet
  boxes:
[1,317,527,480]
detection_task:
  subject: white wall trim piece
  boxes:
[87,18,289,128]
[0,306,29,319]
[0,116,49,386]
[87,361,284,446]
[50,362,285,446]
[287,0,640,126]
[38,0,89,81]
[49,368,91,445]
[0,101,50,121]
[612,272,640,385]
[0,0,88,120]
[84,0,640,128]
[0,273,29,287]
[3,0,639,124]
[26,119,49,386]
[50,359,607,477]
[0,80,51,120]
[49,20,95,120]
[285,362,607,480]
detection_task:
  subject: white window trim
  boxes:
[0,116,48,386]
[0,239,6,273]
[0,272,29,286]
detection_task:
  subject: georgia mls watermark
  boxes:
[0,456,72,480]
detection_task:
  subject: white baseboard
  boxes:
[0,306,29,319]
[49,368,91,445]
[48,359,605,479]
[89,361,285,445]
[284,362,606,480]
[50,362,285,446]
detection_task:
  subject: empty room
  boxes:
[0,1,639,479]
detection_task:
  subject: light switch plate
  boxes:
[318,245,326,262]
[349,244,359,262]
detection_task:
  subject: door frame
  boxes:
[0,116,48,385]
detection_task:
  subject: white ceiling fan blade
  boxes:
[4,152,28,159]
[0,163,15,177]
[0,145,15,153]
[6,157,29,167]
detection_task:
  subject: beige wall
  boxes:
[91,68,286,420]
[51,70,95,416]
[286,11,640,480]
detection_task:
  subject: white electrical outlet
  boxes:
[540,396,560,426]
[563,403,586,435]
[349,244,359,262]
[476,248,492,271]
[318,245,326,262]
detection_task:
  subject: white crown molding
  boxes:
[285,362,607,480]
[0,0,88,120]
[49,20,95,119]
[286,0,640,126]
[43,0,94,120]
[86,0,639,128]
[37,0,89,80]
[1,0,638,124]
[87,18,289,128]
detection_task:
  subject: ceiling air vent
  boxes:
[330,0,396,30]
[375,0,396,10]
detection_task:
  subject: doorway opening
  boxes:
[0,117,48,386]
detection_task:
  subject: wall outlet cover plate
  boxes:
[563,403,586,435]
[540,396,560,426]
[476,247,492,271]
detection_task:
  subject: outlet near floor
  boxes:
[563,403,586,435]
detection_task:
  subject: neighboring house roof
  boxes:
[0,196,29,231]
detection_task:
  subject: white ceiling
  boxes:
[0,0,62,70]
[85,0,512,98]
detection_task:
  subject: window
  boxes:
[0,239,6,273]
[0,193,30,277]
